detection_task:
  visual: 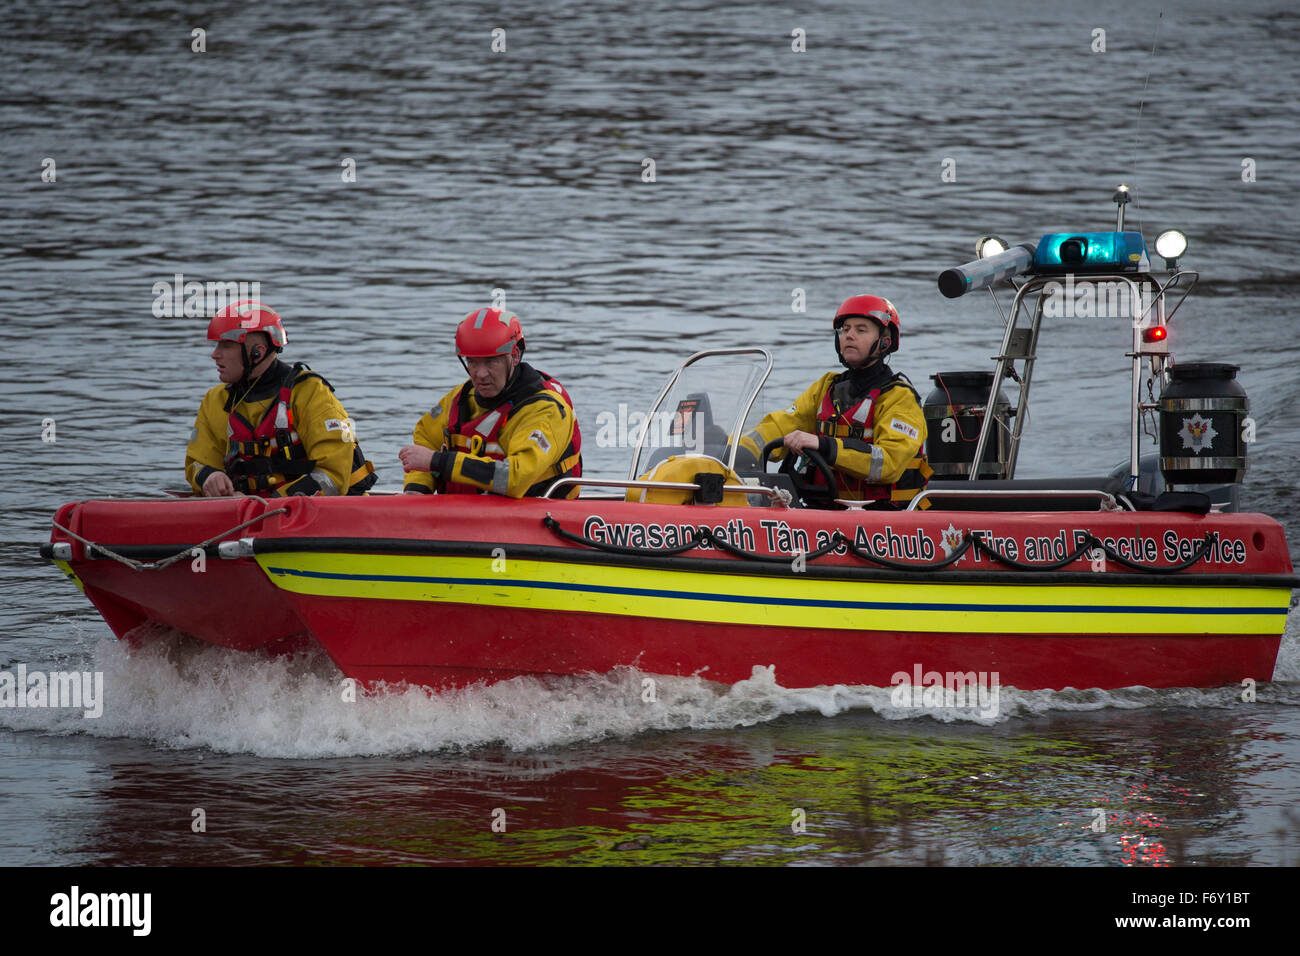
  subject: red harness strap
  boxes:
[813,386,889,501]
[225,366,316,495]
[223,364,378,497]
[442,372,582,495]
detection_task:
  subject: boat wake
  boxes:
[3,615,1296,758]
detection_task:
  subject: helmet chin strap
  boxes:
[865,330,891,363]
[836,335,889,369]
[483,357,521,405]
[236,338,274,392]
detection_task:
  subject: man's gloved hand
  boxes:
[399,445,435,473]
[202,470,236,497]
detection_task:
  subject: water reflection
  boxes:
[25,707,1284,866]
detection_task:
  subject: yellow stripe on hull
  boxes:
[53,559,85,593]
[256,552,1291,636]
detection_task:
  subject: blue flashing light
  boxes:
[1032,231,1149,272]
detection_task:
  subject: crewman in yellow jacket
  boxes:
[186,301,376,497]
[399,307,582,498]
[741,294,931,507]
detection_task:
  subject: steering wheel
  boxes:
[761,438,838,506]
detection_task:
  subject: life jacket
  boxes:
[442,365,582,496]
[224,362,377,497]
[812,371,931,506]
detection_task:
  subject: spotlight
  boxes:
[975,235,1008,259]
[1154,229,1188,269]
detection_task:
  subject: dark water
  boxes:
[1,0,1298,875]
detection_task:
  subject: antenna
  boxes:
[1131,10,1163,237]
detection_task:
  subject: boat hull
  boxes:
[47,495,1296,693]
[281,595,1283,692]
[50,499,311,651]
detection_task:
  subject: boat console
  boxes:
[556,186,1250,516]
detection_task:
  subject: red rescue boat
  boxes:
[45,492,1294,694]
[43,192,1298,696]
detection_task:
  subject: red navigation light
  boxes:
[1142,326,1168,343]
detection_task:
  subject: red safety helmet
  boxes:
[455,307,525,358]
[834,294,900,358]
[207,300,288,349]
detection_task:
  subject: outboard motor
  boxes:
[923,371,1013,479]
[1158,362,1248,504]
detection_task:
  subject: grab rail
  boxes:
[906,488,1124,511]
[543,476,791,506]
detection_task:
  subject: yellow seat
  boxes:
[627,455,750,506]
